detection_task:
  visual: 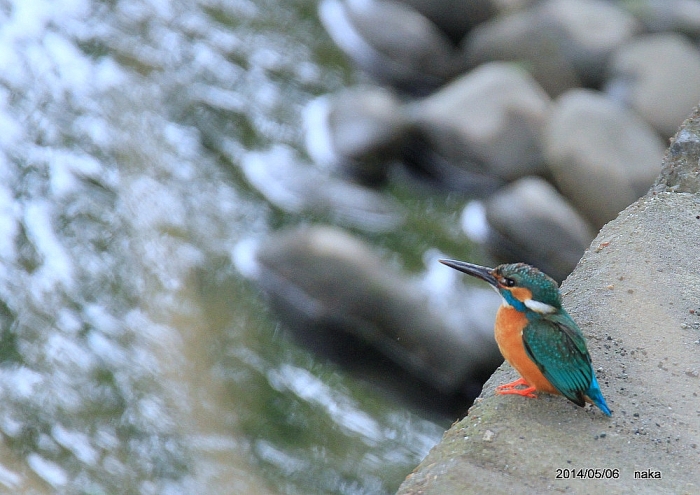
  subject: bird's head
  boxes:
[440,259,562,315]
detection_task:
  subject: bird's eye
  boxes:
[502,277,515,287]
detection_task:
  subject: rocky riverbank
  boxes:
[304,0,700,282]
[395,107,700,495]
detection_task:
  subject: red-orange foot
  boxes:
[496,377,537,398]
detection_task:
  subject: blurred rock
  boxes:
[465,0,638,92]
[240,145,405,232]
[409,62,551,182]
[605,33,700,137]
[303,86,408,184]
[398,131,505,195]
[484,176,595,282]
[537,0,640,86]
[245,225,503,400]
[544,89,664,228]
[463,7,582,97]
[400,0,496,44]
[621,0,700,37]
[319,0,466,93]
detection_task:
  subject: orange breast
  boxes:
[494,305,558,394]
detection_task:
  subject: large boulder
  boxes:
[464,0,639,94]
[544,89,665,229]
[483,176,595,282]
[411,62,551,182]
[318,0,465,93]
[606,32,700,137]
[240,225,503,401]
[303,86,409,184]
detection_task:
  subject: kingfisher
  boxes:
[440,259,611,416]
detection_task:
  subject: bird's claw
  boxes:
[496,377,538,398]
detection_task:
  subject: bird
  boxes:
[439,259,611,416]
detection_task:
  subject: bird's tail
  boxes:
[586,374,612,416]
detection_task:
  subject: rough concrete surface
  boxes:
[397,110,700,494]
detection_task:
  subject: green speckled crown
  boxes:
[495,263,562,308]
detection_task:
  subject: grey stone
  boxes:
[544,89,665,228]
[400,0,495,44]
[466,0,638,92]
[621,0,700,37]
[537,0,640,86]
[303,86,408,183]
[464,8,582,97]
[318,0,465,93]
[606,33,700,137]
[411,62,551,181]
[396,108,700,495]
[250,225,503,394]
[484,176,595,282]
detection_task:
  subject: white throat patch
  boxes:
[523,298,556,314]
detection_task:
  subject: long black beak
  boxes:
[439,259,499,288]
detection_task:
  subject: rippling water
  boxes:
[0,0,467,493]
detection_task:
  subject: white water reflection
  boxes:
[241,145,405,232]
[269,364,384,443]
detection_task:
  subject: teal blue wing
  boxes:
[522,312,593,406]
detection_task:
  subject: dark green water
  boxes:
[0,1,482,493]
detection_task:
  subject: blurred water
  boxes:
[0,0,473,494]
